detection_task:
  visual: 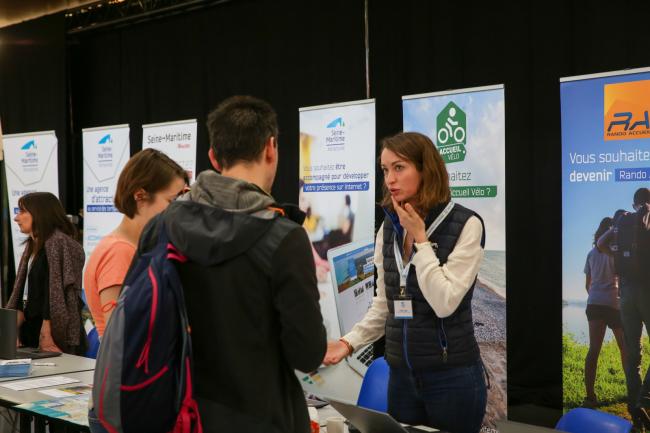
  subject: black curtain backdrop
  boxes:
[68,0,367,205]
[0,12,68,204]
[0,12,68,300]
[2,0,650,427]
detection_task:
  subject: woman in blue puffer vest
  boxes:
[324,132,487,433]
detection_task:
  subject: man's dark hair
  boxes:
[206,95,279,170]
[633,187,650,207]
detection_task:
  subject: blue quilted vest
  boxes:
[383,202,485,370]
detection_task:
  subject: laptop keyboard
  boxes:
[356,345,374,367]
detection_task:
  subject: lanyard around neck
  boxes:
[393,201,455,292]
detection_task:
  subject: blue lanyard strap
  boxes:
[393,201,455,290]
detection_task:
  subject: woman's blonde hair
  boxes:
[380,132,450,212]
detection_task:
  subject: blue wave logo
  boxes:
[21,140,36,150]
[327,117,345,128]
[98,134,112,145]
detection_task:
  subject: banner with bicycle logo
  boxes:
[403,85,507,432]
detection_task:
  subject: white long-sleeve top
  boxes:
[343,216,484,351]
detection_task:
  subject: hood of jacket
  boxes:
[159,170,300,266]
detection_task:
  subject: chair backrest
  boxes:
[356,356,389,412]
[85,327,100,359]
[555,408,632,433]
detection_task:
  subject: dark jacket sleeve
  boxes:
[271,226,327,373]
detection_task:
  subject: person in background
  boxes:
[599,188,650,430]
[583,217,626,408]
[324,132,487,433]
[6,192,86,354]
[83,148,186,337]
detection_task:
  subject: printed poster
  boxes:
[3,131,59,271]
[561,68,650,420]
[82,124,130,259]
[298,99,377,342]
[142,119,197,183]
[403,85,507,432]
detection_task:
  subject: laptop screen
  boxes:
[330,242,375,335]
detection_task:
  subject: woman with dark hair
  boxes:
[84,148,186,337]
[324,132,487,433]
[583,217,626,408]
[6,192,86,354]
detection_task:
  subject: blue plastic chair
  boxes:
[555,408,632,433]
[356,356,389,412]
[85,327,100,359]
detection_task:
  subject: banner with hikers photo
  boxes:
[82,124,130,259]
[561,67,650,425]
[402,85,507,432]
[2,130,59,272]
[298,99,376,344]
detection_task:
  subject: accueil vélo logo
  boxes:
[436,102,467,163]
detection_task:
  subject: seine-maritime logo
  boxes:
[604,80,650,141]
[327,117,345,128]
[98,134,113,145]
[21,140,36,150]
[20,139,38,172]
[97,133,114,166]
[325,117,345,151]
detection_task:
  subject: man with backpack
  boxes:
[599,187,650,430]
[94,96,327,433]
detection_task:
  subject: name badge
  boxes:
[394,296,413,319]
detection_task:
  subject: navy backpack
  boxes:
[92,222,202,433]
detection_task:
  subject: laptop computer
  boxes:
[327,240,376,376]
[496,420,563,433]
[0,308,62,360]
[328,398,443,433]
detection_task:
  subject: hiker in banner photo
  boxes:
[582,217,626,409]
[324,132,488,433]
[6,192,86,355]
[598,187,650,431]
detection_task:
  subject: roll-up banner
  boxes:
[403,85,507,431]
[3,130,59,271]
[82,124,130,259]
[297,99,376,401]
[561,68,650,417]
[142,119,197,183]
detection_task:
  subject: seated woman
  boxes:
[84,148,186,337]
[6,192,86,354]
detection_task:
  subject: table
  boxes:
[317,404,346,432]
[0,355,95,433]
[0,371,94,406]
[0,354,95,383]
